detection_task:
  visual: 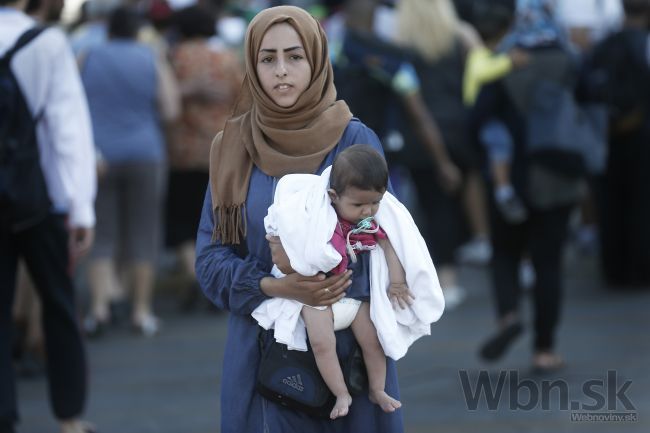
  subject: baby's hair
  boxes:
[330,144,388,195]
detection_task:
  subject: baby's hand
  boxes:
[266,234,295,274]
[388,283,415,310]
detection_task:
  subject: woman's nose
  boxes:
[275,60,287,77]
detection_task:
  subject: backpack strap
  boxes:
[0,26,46,65]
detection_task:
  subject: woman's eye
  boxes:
[260,56,273,63]
[290,54,303,61]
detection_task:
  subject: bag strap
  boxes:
[1,26,46,65]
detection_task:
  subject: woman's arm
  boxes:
[196,188,352,314]
[195,188,273,315]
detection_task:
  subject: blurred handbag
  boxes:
[256,329,367,418]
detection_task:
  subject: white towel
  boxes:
[252,167,445,360]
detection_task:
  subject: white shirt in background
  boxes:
[557,0,624,44]
[0,8,96,228]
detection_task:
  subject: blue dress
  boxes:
[195,119,404,433]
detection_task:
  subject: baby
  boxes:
[270,144,412,419]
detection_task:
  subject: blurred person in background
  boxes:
[81,5,180,337]
[10,0,67,380]
[334,2,470,311]
[555,0,624,257]
[556,0,623,52]
[1,0,97,431]
[472,0,580,372]
[393,0,489,306]
[68,0,118,55]
[333,0,461,198]
[463,0,530,224]
[165,4,243,310]
[585,0,650,287]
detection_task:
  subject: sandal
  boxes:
[532,352,565,374]
[60,419,97,433]
[479,321,523,361]
[132,315,160,337]
[82,316,108,339]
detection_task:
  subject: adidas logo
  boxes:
[282,374,304,392]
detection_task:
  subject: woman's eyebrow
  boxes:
[259,46,304,53]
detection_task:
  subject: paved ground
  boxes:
[14,248,650,433]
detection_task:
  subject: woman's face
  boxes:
[256,22,312,108]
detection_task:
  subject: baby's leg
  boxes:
[350,302,402,413]
[301,306,352,419]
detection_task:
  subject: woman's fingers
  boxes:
[319,292,346,306]
[302,270,352,305]
[323,270,353,296]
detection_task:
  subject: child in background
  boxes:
[463,0,528,223]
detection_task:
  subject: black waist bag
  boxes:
[256,329,367,418]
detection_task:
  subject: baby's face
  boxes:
[329,187,385,223]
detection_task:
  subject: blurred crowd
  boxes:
[4,0,650,430]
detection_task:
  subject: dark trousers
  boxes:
[410,168,468,266]
[0,214,87,430]
[489,202,572,351]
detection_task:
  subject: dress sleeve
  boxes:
[195,187,272,315]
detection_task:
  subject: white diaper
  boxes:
[332,297,363,330]
[305,297,363,331]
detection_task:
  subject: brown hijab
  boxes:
[209,5,352,244]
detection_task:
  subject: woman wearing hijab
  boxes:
[472,0,575,372]
[195,6,404,432]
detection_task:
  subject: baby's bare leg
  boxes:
[302,306,352,419]
[350,302,402,413]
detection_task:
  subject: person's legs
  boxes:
[130,262,157,334]
[458,170,492,264]
[301,306,351,419]
[528,206,572,369]
[350,302,401,413]
[479,202,528,361]
[17,214,88,428]
[0,228,19,433]
[85,167,120,333]
[410,168,468,309]
[463,171,490,237]
[124,162,165,334]
[481,119,527,224]
[12,265,44,377]
[86,259,117,325]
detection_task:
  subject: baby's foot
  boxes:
[369,389,402,413]
[330,393,352,419]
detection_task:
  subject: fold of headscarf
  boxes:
[209,6,352,244]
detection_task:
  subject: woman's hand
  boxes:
[260,270,353,307]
